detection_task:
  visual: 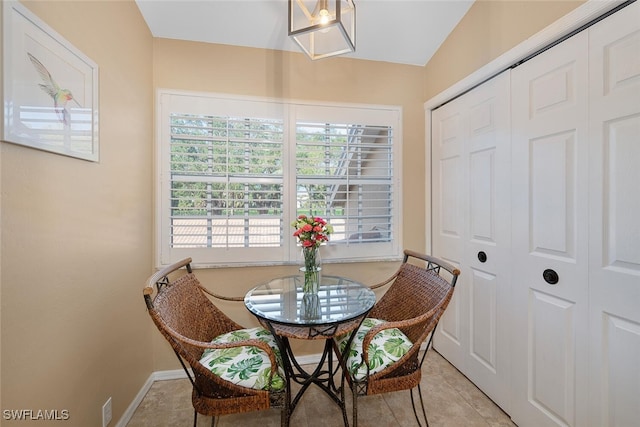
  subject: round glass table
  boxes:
[245,274,376,426]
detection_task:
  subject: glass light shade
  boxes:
[289,0,355,60]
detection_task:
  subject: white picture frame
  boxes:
[3,1,99,162]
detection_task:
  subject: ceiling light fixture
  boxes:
[289,0,356,60]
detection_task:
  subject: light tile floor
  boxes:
[127,350,516,427]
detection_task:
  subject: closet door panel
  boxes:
[511,31,589,427]
[602,314,640,427]
[431,105,465,368]
[529,290,577,425]
[588,2,640,425]
[439,155,463,257]
[463,73,511,413]
[469,268,498,371]
[432,71,511,412]
[434,112,464,258]
[530,131,577,261]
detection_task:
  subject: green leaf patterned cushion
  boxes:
[336,318,413,381]
[199,327,285,391]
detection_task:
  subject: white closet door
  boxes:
[511,31,589,427]
[431,71,511,411]
[431,85,466,370]
[588,2,640,426]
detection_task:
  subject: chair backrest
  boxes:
[369,250,460,344]
[143,258,242,366]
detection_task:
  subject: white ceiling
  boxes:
[135,0,475,66]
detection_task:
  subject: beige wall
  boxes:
[423,0,585,100]
[0,0,590,425]
[1,1,153,425]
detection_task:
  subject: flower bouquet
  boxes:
[292,215,333,294]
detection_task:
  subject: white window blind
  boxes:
[295,121,394,244]
[169,113,284,249]
[157,91,402,267]
[291,104,401,263]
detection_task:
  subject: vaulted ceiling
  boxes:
[136,0,475,66]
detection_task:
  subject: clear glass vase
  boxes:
[300,246,321,294]
[301,293,321,320]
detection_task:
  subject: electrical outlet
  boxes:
[102,397,112,427]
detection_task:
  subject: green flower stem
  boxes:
[301,293,320,319]
[303,269,320,294]
[302,246,320,294]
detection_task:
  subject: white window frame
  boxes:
[156,89,402,268]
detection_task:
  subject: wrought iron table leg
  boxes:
[277,336,350,426]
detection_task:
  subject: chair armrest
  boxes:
[404,249,461,277]
[197,283,245,302]
[143,258,192,297]
[368,270,400,290]
[143,258,245,302]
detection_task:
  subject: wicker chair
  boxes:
[143,258,289,427]
[337,250,460,427]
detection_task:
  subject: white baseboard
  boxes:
[115,373,154,427]
[114,369,190,427]
[153,368,191,381]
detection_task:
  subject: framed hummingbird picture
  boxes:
[3,1,99,162]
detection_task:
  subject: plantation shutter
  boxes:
[295,121,394,244]
[169,113,284,249]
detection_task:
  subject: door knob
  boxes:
[543,269,559,285]
[477,251,487,263]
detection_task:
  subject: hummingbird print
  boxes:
[27,52,81,126]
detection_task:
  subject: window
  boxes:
[157,91,401,267]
